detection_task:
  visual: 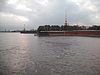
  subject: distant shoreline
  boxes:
[0,31,20,33]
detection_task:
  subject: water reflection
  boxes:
[0,33,36,75]
[0,33,100,75]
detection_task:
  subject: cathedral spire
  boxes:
[64,10,68,26]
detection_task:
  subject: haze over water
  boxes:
[0,33,100,75]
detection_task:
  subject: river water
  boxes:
[0,33,100,75]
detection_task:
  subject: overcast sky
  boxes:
[0,0,100,30]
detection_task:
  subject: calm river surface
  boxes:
[0,33,100,75]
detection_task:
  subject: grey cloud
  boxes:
[0,0,8,11]
[0,0,100,30]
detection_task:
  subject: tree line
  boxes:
[88,25,100,30]
[37,25,100,31]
